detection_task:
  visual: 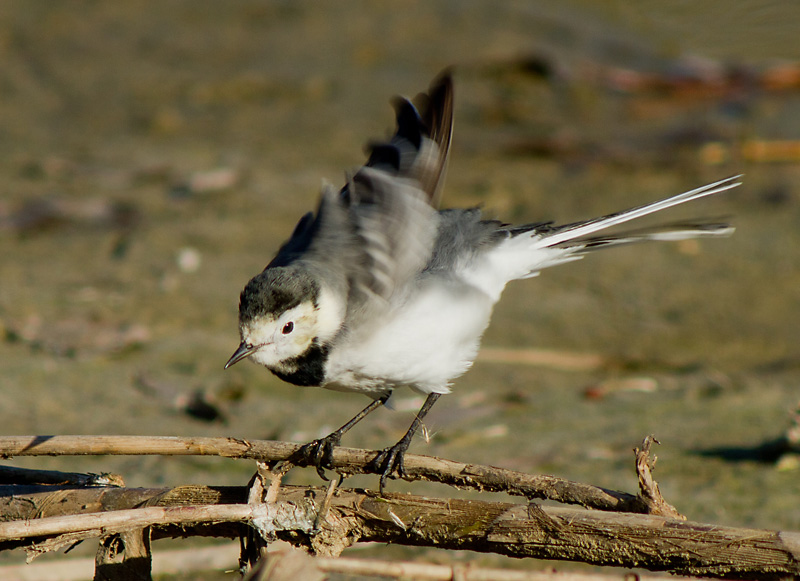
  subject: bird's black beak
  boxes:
[225,342,256,369]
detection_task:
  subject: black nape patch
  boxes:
[239,267,318,322]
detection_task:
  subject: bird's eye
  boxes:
[282,322,294,335]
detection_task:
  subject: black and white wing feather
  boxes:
[269,74,455,328]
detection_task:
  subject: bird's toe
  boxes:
[296,434,341,480]
[371,440,410,493]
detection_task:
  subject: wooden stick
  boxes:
[2,484,799,579]
[0,505,255,540]
[0,465,123,487]
[95,529,151,581]
[316,556,711,580]
[634,436,683,519]
[477,347,606,372]
[0,435,645,512]
[0,546,716,581]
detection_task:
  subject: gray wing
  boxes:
[270,73,454,326]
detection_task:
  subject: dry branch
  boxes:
[633,436,683,519]
[2,483,799,579]
[95,529,151,581]
[315,556,711,581]
[0,504,254,540]
[0,546,719,581]
[0,465,123,487]
[3,436,800,578]
[477,347,606,372]
[0,435,645,512]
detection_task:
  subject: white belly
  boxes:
[323,279,495,396]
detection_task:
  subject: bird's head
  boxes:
[225,267,331,370]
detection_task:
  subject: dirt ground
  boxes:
[2,1,800,577]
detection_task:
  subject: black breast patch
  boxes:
[270,342,330,387]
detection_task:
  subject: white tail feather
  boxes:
[465,176,740,300]
[537,175,741,249]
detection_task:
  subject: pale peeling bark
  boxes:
[1,484,799,579]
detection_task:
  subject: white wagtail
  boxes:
[226,72,740,490]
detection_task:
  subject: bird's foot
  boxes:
[294,433,341,480]
[369,436,412,493]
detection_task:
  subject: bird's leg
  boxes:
[295,394,389,479]
[371,393,441,493]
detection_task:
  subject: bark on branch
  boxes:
[1,484,799,579]
[0,435,644,512]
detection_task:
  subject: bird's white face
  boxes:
[226,283,344,372]
[239,301,319,368]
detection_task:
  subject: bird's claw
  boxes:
[370,439,411,493]
[295,434,341,480]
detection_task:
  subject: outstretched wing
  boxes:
[366,71,453,206]
[270,73,455,327]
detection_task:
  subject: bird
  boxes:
[225,72,740,491]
